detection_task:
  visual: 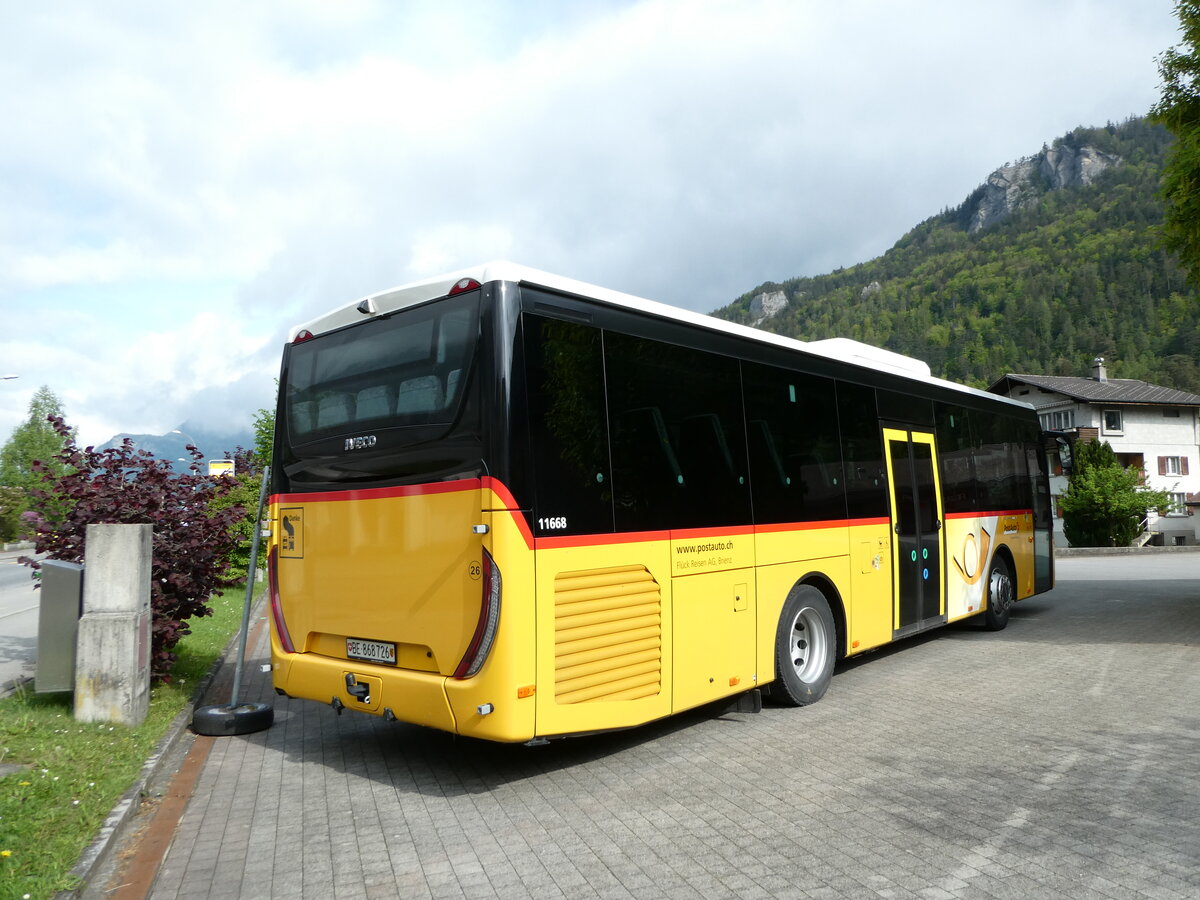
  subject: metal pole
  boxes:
[229,464,270,708]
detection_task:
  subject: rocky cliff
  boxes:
[964,139,1121,232]
[749,289,789,325]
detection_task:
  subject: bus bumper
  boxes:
[272,647,458,734]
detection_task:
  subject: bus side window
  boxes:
[747,419,789,489]
[837,381,887,520]
[743,361,845,524]
[522,314,614,536]
[678,414,737,484]
[605,331,750,531]
[975,415,1026,511]
[611,407,684,525]
[935,403,978,513]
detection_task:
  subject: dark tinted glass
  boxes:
[837,382,888,519]
[975,415,1028,511]
[912,441,939,533]
[742,362,845,523]
[522,314,614,536]
[285,291,478,441]
[890,439,916,536]
[877,389,934,425]
[605,332,751,531]
[934,403,977,514]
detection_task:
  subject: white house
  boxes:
[989,359,1200,547]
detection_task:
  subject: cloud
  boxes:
[0,0,1181,446]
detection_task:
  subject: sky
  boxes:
[0,0,1183,448]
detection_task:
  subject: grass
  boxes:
[0,582,259,900]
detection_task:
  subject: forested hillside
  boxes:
[714,118,1200,394]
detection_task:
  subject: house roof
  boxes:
[988,374,1200,407]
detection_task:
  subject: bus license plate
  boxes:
[346,638,397,665]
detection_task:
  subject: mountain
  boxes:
[715,117,1200,395]
[97,420,253,473]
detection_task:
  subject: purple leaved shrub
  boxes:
[22,416,245,681]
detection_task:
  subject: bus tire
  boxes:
[772,585,835,707]
[983,556,1014,632]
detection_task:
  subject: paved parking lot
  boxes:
[148,553,1200,899]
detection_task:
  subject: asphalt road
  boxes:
[0,549,38,688]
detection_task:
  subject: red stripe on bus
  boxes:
[481,476,521,510]
[671,524,756,540]
[754,517,889,534]
[482,478,534,547]
[945,509,1032,520]
[536,530,670,550]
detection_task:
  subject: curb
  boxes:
[56,596,266,899]
[0,674,34,700]
[1054,545,1200,558]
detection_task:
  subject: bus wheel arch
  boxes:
[983,546,1016,631]
[770,577,841,707]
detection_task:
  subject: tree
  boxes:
[0,386,72,541]
[252,404,275,469]
[0,385,71,493]
[21,416,245,680]
[1152,1,1200,286]
[211,446,263,583]
[1060,439,1171,547]
[0,485,24,543]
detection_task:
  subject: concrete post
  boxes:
[74,523,153,726]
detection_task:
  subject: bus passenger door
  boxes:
[883,428,945,636]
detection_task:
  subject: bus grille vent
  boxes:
[553,565,662,704]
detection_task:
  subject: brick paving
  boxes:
[150,554,1200,899]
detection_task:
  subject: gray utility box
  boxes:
[37,560,84,693]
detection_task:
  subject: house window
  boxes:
[1159,456,1189,477]
[1102,409,1123,434]
[1039,409,1075,431]
[1168,492,1188,516]
[1163,408,1181,418]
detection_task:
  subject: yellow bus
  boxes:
[267,261,1053,742]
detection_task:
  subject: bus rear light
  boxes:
[293,329,315,344]
[267,547,296,654]
[454,548,501,679]
[448,277,481,296]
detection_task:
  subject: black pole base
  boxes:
[191,702,274,736]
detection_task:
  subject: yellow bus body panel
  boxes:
[534,535,674,737]
[443,492,538,743]
[268,480,1039,741]
[944,511,1036,623]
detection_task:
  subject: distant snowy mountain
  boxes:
[97,420,253,473]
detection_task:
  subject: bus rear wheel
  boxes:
[983,556,1014,631]
[772,585,835,706]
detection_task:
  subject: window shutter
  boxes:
[1158,456,1167,476]
[1184,457,1190,476]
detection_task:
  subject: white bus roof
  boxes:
[291,260,1031,412]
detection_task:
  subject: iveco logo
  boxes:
[344,435,378,451]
